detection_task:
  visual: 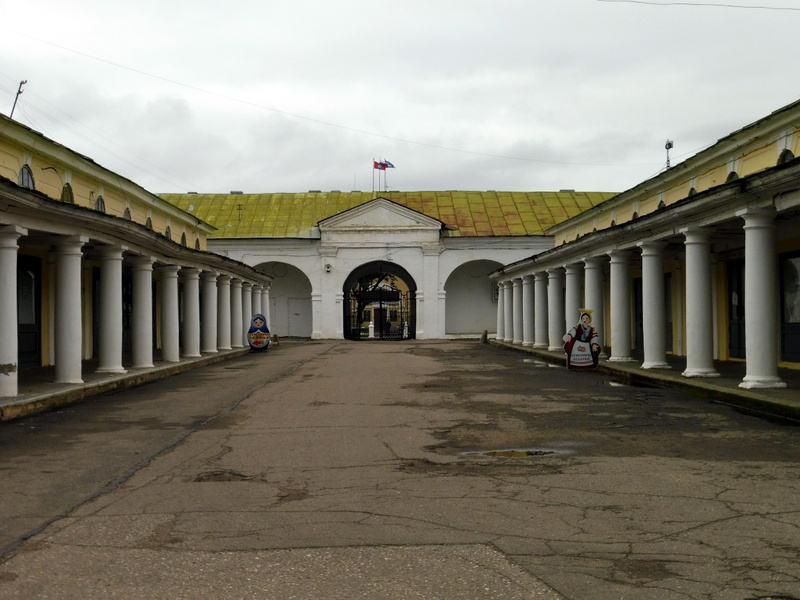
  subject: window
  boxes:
[779,149,795,165]
[18,164,35,189]
[195,238,201,250]
[180,232,187,247]
[95,196,106,213]
[123,207,132,220]
[164,226,171,240]
[61,183,74,204]
[146,217,153,230]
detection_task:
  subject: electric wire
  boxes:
[597,0,800,9]
[4,29,660,169]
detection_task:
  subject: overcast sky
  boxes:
[2,1,799,196]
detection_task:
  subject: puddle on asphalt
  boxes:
[461,441,590,459]
[471,449,556,457]
[521,358,562,368]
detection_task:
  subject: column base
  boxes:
[96,367,128,374]
[682,368,720,378]
[739,376,787,389]
[609,356,637,362]
[548,345,563,352]
[182,353,202,359]
[533,343,548,349]
[641,361,671,370]
[522,342,534,347]
[55,378,84,384]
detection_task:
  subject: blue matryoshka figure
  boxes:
[247,314,270,352]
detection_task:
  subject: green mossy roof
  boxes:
[160,191,616,239]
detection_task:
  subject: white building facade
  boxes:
[210,198,553,339]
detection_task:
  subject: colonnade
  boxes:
[0,230,270,398]
[495,208,786,389]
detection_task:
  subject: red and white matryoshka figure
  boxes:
[562,309,601,370]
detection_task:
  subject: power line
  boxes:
[5,29,660,169]
[596,0,800,10]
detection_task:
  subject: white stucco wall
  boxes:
[208,205,554,339]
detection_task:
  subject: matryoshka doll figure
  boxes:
[247,314,270,351]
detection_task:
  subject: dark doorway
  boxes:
[729,260,746,359]
[781,252,800,361]
[17,254,42,368]
[343,261,416,340]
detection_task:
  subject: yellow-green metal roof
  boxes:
[159,191,616,239]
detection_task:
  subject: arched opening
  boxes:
[257,262,312,337]
[343,261,416,340]
[444,260,503,336]
[778,149,795,164]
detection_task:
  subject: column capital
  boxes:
[0,225,28,241]
[129,255,155,268]
[638,241,667,256]
[582,256,606,268]
[97,244,127,259]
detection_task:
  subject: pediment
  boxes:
[318,198,443,232]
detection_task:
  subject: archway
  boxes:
[257,262,312,337]
[444,260,504,336]
[343,261,417,340]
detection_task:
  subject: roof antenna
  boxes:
[10,80,27,119]
[665,140,674,169]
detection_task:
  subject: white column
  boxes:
[217,275,232,350]
[181,267,201,358]
[262,285,271,328]
[251,285,262,318]
[739,209,786,388]
[131,256,155,368]
[522,274,534,347]
[0,226,26,398]
[682,228,719,377]
[496,282,505,341]
[230,278,243,348]
[609,250,635,362]
[201,271,219,354]
[639,242,671,369]
[512,278,523,344]
[502,281,513,342]
[583,257,606,356]
[242,282,253,343]
[533,272,548,348]
[547,267,565,351]
[96,246,127,374]
[564,263,583,332]
[159,265,180,363]
[54,236,87,383]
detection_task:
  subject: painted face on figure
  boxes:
[580,314,591,328]
[253,317,264,328]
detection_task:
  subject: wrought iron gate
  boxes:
[346,287,413,340]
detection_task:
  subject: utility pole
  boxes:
[10,80,27,119]
[665,140,673,169]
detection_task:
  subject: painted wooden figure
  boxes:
[247,314,271,351]
[562,309,601,370]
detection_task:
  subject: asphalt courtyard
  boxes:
[1,340,799,599]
